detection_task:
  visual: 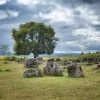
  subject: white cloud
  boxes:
[39,6,74,24]
[72,26,100,51]
[39,3,100,27]
[0,0,6,5]
[0,0,10,5]
[74,26,100,37]
[17,0,53,6]
[7,10,20,18]
[0,10,8,19]
[74,27,92,36]
[0,10,19,20]
[17,0,45,6]
[65,41,86,50]
[75,5,100,25]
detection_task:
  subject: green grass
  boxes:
[0,60,100,100]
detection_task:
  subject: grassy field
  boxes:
[0,58,100,100]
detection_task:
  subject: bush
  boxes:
[3,56,18,61]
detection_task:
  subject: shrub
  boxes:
[3,56,18,61]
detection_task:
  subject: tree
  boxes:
[81,52,84,55]
[96,51,99,54]
[12,22,59,58]
[0,45,9,56]
[89,52,91,54]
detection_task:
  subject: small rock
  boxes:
[23,69,42,77]
[3,62,9,64]
[5,69,10,71]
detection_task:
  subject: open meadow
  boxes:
[0,56,100,100]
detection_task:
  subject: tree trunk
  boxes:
[34,53,38,58]
[32,51,38,58]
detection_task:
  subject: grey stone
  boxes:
[36,57,43,64]
[56,58,61,62]
[24,58,38,68]
[93,64,100,70]
[93,58,99,64]
[43,60,62,76]
[61,60,70,66]
[47,58,55,62]
[67,63,84,77]
[23,69,42,77]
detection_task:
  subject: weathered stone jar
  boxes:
[67,63,84,77]
[24,58,38,68]
[43,59,62,76]
[36,57,43,64]
[23,69,42,77]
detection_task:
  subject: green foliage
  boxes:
[78,52,100,59]
[12,22,59,57]
[0,45,9,56]
[3,56,18,61]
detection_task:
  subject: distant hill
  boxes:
[0,51,14,56]
[0,51,80,57]
[39,53,80,57]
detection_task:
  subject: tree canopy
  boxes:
[0,45,9,56]
[12,22,59,57]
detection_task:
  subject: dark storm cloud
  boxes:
[82,0,100,4]
[58,0,100,5]
[0,0,100,53]
[52,0,81,8]
[82,0,93,4]
[86,44,100,50]
[91,24,100,31]
[0,0,19,11]
[54,26,87,43]
[0,3,33,23]
[0,0,56,24]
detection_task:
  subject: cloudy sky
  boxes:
[0,0,100,53]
